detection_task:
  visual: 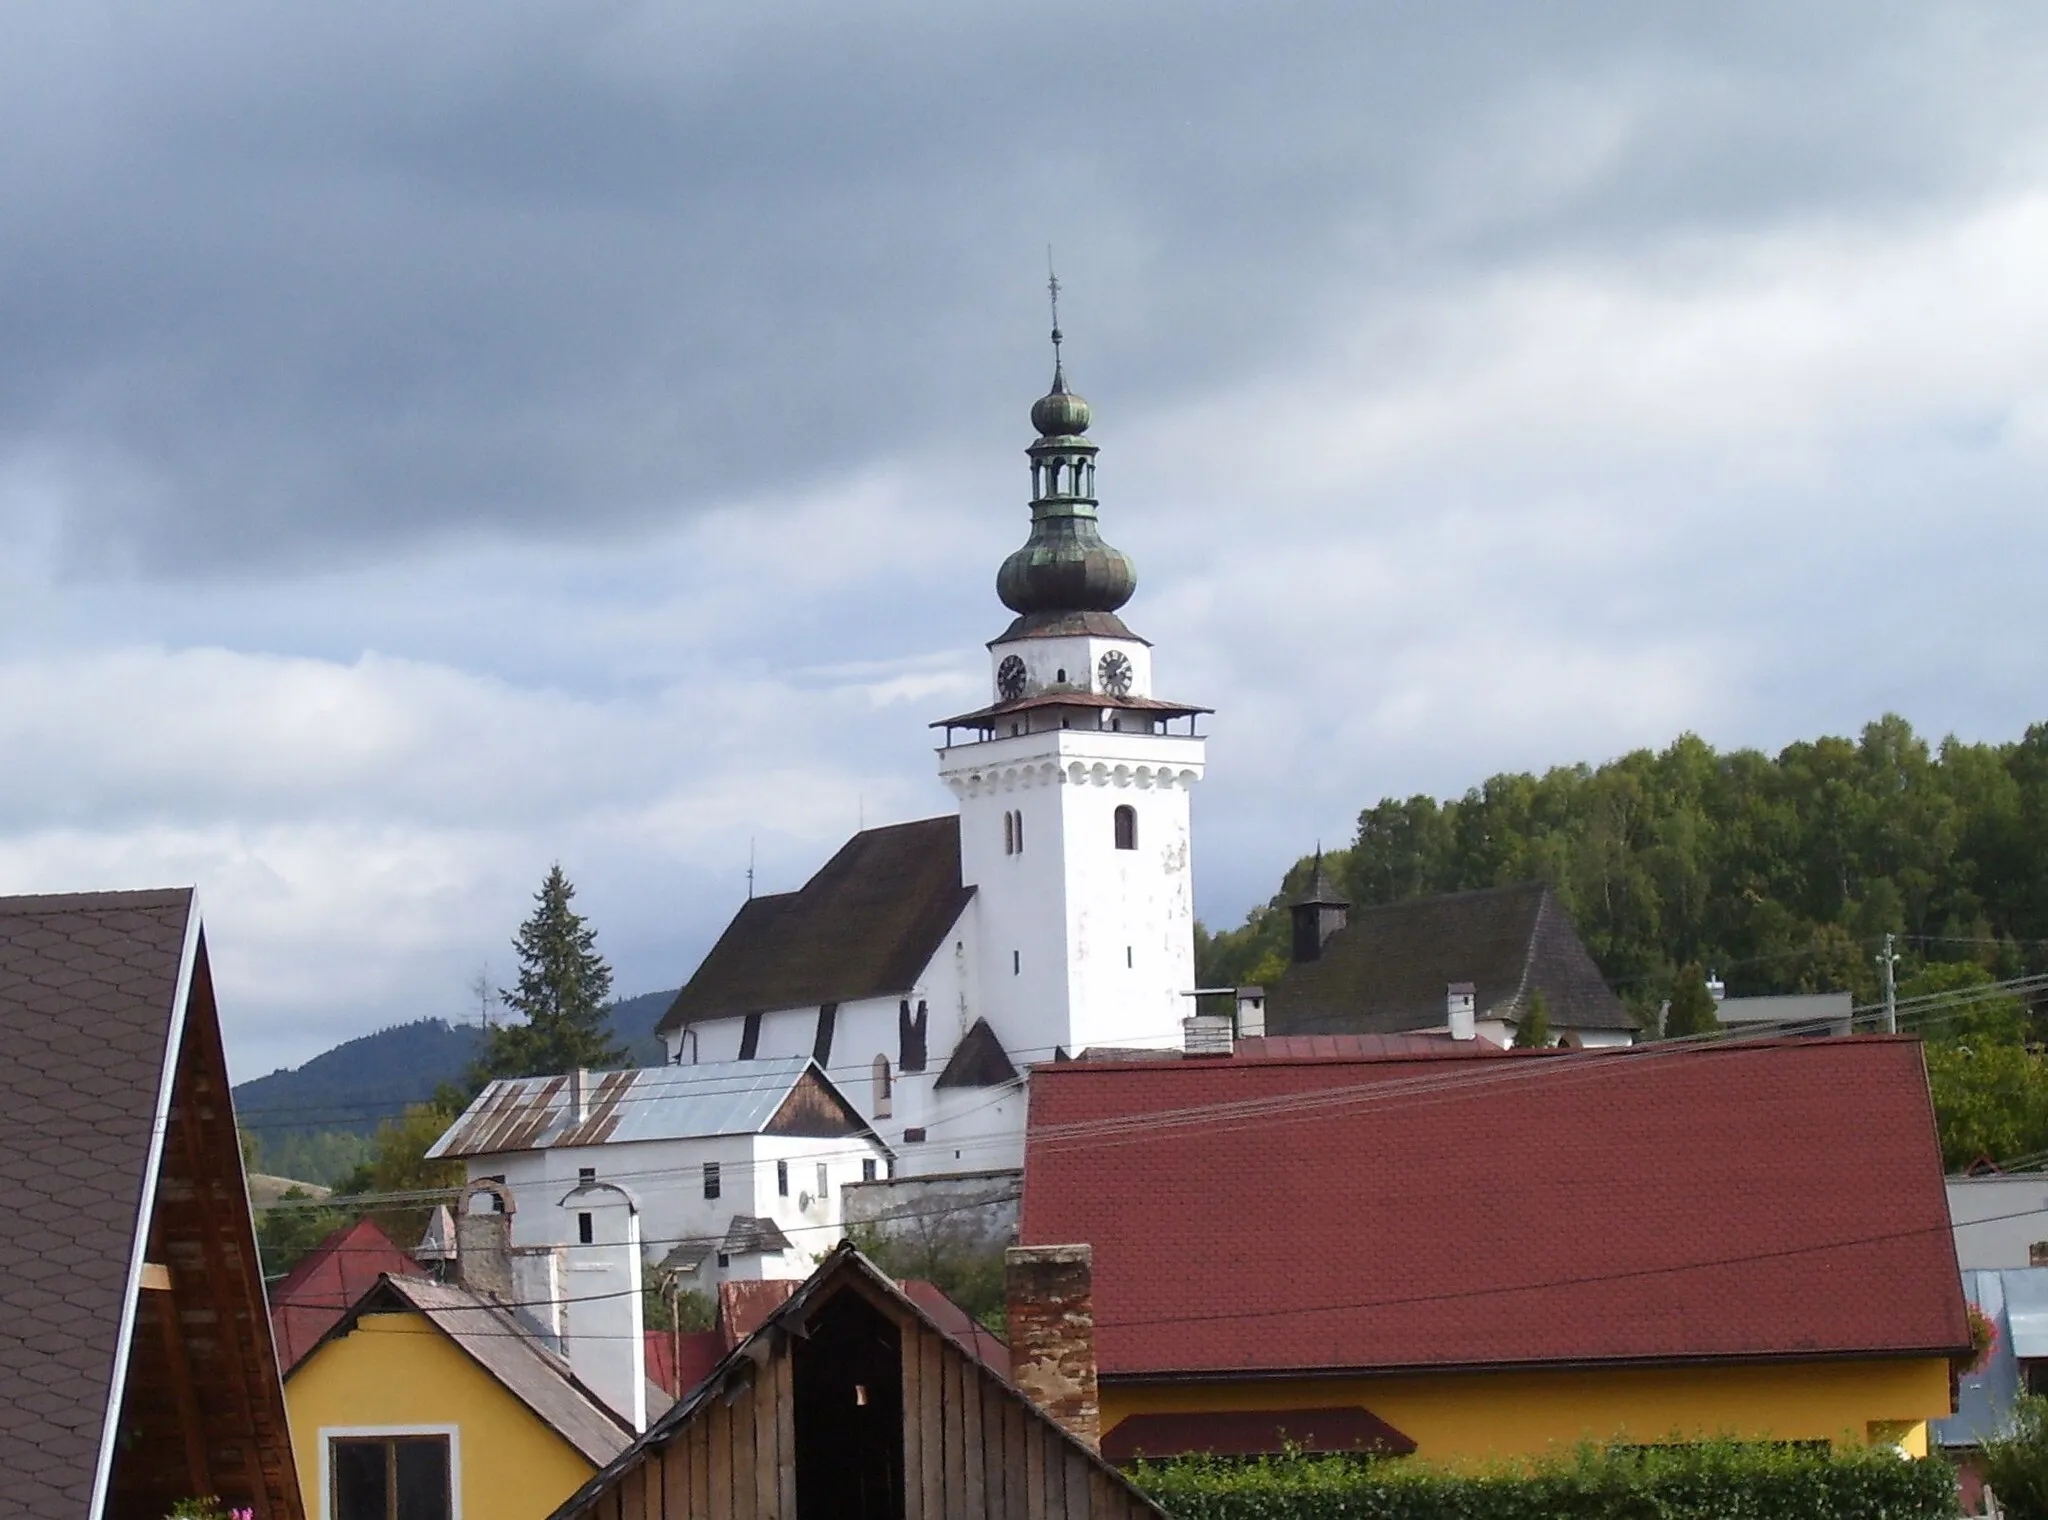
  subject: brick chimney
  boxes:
[1006,1244,1099,1449]
[454,1179,515,1300]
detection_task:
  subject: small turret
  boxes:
[1288,851,1350,964]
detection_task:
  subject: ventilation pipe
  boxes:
[569,1067,591,1124]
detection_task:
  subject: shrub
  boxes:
[1132,1440,1956,1520]
[1980,1394,2048,1520]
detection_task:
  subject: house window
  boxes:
[703,1162,721,1200]
[717,1252,730,1269]
[817,1162,829,1201]
[1114,804,1138,850]
[862,1158,878,1182]
[577,1212,593,1245]
[577,1166,595,1185]
[777,1159,790,1197]
[873,1055,893,1118]
[330,1433,451,1520]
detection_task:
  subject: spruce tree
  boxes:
[473,864,625,1082]
[1663,961,1723,1039]
[1512,989,1552,1048]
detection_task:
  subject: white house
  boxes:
[654,338,1211,1175]
[425,1057,891,1288]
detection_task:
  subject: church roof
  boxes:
[1268,881,1639,1035]
[657,817,975,1036]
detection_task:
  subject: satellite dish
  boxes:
[798,1191,813,1211]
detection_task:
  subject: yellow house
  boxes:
[285,1274,650,1520]
[1023,1037,1973,1466]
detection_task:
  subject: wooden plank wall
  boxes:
[582,1317,1152,1520]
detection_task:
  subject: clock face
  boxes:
[997,655,1028,702]
[1098,650,1134,698]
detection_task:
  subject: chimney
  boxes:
[1446,982,1476,1041]
[1006,1244,1099,1450]
[560,1181,647,1433]
[569,1067,591,1123]
[454,1180,516,1300]
[1706,973,1727,1004]
[1234,986,1266,1040]
[1182,1013,1233,1057]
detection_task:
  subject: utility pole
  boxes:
[1878,933,1898,1034]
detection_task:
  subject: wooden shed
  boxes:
[550,1243,1164,1520]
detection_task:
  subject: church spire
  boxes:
[995,284,1138,637]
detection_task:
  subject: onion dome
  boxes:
[996,358,1137,619]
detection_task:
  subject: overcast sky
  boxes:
[5,3,2047,1080]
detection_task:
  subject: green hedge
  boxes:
[1132,1443,1957,1520]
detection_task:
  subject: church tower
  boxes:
[934,318,1208,1059]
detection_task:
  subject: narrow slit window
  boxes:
[862,1158,878,1182]
[777,1159,790,1197]
[577,1212,594,1245]
[873,1055,893,1118]
[1013,949,1021,976]
[703,1161,721,1200]
[1115,804,1138,850]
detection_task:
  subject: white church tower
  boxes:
[933,313,1208,1060]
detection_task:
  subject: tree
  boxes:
[1979,1394,2048,1519]
[254,1187,350,1278]
[1662,962,1722,1039]
[1512,989,1552,1048]
[334,1086,470,1246]
[474,864,624,1083]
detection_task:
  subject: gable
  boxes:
[765,1066,874,1138]
[0,891,301,1520]
[658,817,975,1034]
[1269,882,1638,1035]
[271,1217,426,1372]
[287,1308,599,1503]
[551,1247,1165,1520]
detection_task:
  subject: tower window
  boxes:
[1056,668,1067,683]
[703,1162,721,1200]
[577,1211,594,1245]
[1127,945,1133,968]
[777,1159,789,1196]
[578,1166,596,1185]
[1013,950,1021,976]
[1115,804,1138,850]
[873,1055,893,1118]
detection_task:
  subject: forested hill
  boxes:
[1197,715,2048,1014]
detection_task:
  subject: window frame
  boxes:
[318,1424,460,1520]
[1114,804,1138,850]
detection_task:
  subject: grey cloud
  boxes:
[5,1,2043,574]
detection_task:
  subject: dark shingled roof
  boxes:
[658,817,975,1037]
[934,1016,1021,1088]
[1268,882,1638,1035]
[0,888,301,1518]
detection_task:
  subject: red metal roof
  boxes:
[268,1218,426,1372]
[1021,1038,1971,1379]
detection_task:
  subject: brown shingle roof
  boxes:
[1268,881,1639,1035]
[0,888,301,1518]
[657,817,974,1035]
[0,889,194,1513]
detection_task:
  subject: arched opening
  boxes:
[1114,805,1138,851]
[872,1055,893,1118]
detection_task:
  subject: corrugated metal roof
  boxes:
[427,1057,819,1159]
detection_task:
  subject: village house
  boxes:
[1021,1036,1969,1462]
[0,888,302,1518]
[547,1241,1164,1520]
[285,1178,672,1520]
[270,1215,432,1373]
[427,1056,891,1289]
[1263,871,1640,1048]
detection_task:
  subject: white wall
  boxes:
[1951,1177,2048,1270]
[461,1126,887,1286]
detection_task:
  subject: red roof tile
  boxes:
[645,1330,725,1397]
[1235,1033,1509,1059]
[1021,1039,1970,1378]
[268,1217,426,1372]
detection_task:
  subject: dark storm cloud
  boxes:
[0,1,2039,573]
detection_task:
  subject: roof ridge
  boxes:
[1505,883,1548,1019]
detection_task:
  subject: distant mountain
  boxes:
[233,988,680,1184]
